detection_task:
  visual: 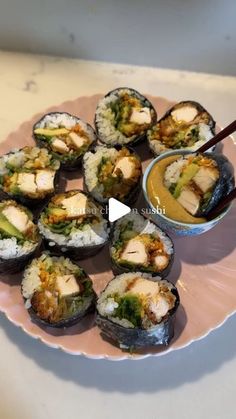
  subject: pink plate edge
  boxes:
[2,298,236,361]
[0,94,235,361]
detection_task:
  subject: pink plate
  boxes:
[0,95,235,360]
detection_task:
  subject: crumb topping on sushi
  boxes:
[111,213,173,275]
[83,146,142,203]
[0,200,40,260]
[33,112,96,165]
[95,88,156,145]
[148,101,215,155]
[38,190,108,247]
[0,146,60,199]
[97,272,177,329]
[22,254,95,325]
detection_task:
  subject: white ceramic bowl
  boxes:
[142,150,232,236]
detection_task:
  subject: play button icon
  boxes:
[108,198,131,222]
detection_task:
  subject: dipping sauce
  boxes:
[146,155,206,224]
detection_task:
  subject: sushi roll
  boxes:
[95,87,157,146]
[163,152,235,217]
[22,253,96,327]
[148,101,216,156]
[96,272,179,349]
[110,213,174,277]
[83,145,142,204]
[0,146,60,206]
[38,190,109,259]
[0,200,41,273]
[33,112,96,170]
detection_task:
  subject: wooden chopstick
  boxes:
[207,187,236,219]
[197,120,236,153]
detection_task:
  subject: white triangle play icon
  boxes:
[108,198,131,222]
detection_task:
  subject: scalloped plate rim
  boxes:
[0,93,235,361]
[1,300,236,361]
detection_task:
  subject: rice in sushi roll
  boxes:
[96,272,179,349]
[148,101,216,156]
[33,112,96,170]
[38,190,109,259]
[83,145,142,204]
[0,200,41,273]
[163,152,235,217]
[22,253,96,327]
[95,87,157,146]
[110,213,174,277]
[0,146,60,206]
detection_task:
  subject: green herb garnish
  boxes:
[114,294,142,327]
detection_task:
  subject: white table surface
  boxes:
[0,50,236,419]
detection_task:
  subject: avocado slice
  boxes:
[0,213,24,240]
[34,128,69,137]
[118,122,136,136]
[120,229,137,241]
[48,207,67,217]
[173,163,199,198]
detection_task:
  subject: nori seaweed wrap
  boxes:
[38,190,109,260]
[95,87,157,146]
[0,146,60,207]
[148,100,216,156]
[33,112,97,171]
[83,145,142,205]
[163,152,235,217]
[110,213,174,277]
[0,200,41,273]
[22,253,96,328]
[96,272,179,349]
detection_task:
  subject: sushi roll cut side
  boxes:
[163,153,234,217]
[83,145,142,204]
[0,146,60,204]
[95,88,157,146]
[33,112,96,170]
[110,213,174,277]
[38,190,109,259]
[96,272,179,349]
[148,101,215,156]
[22,253,96,327]
[0,200,41,273]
